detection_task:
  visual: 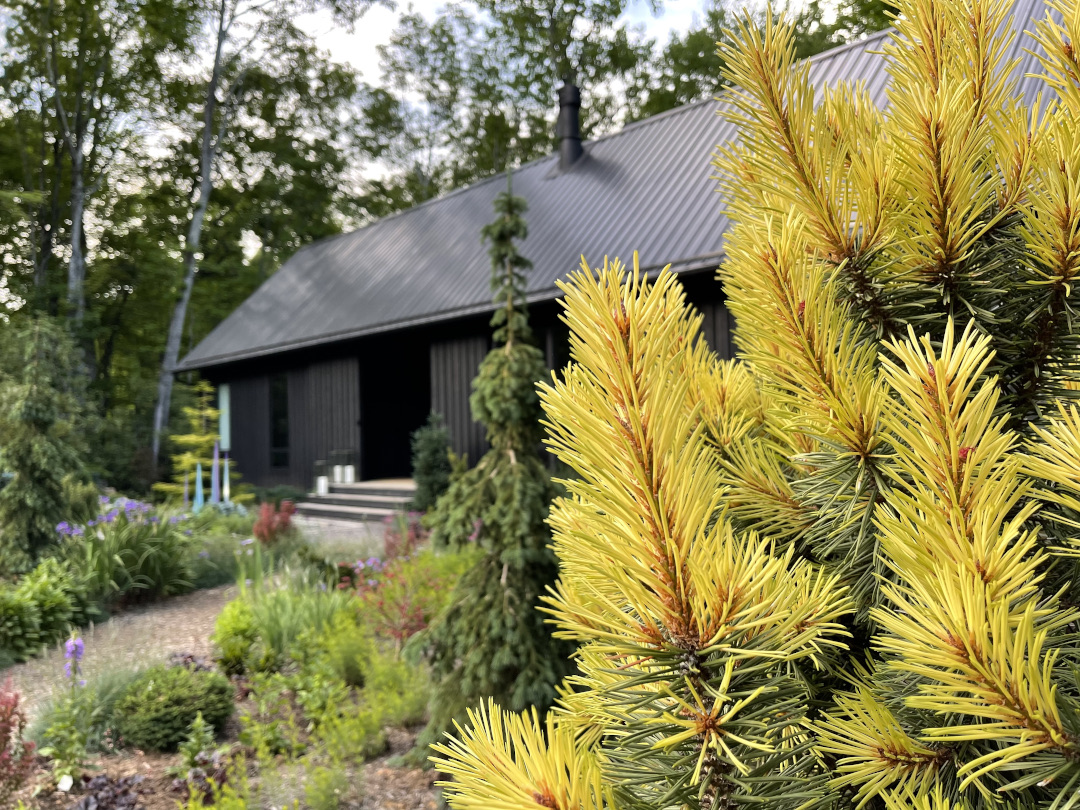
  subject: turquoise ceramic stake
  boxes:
[210,442,221,504]
[194,462,205,513]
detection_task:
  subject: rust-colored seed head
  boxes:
[959,446,974,462]
[533,790,559,809]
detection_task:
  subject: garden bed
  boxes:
[7,585,234,723]
[12,720,440,809]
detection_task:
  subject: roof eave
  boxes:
[176,252,726,372]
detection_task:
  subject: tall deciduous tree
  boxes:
[1,0,200,325]
[150,0,383,467]
[370,0,653,209]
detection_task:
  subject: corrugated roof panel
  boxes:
[181,0,1054,370]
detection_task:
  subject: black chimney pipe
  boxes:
[556,83,583,171]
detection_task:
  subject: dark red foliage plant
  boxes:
[382,511,427,561]
[0,678,35,804]
[252,499,296,545]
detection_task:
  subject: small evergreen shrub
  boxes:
[0,587,41,663]
[0,558,97,663]
[17,558,76,642]
[113,664,233,752]
[410,413,452,512]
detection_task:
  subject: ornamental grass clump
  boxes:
[432,0,1080,808]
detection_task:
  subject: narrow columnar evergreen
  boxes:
[0,318,87,572]
[418,174,575,755]
[432,1,1080,807]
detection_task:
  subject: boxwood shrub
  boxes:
[113,664,233,752]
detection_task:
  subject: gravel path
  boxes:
[3,584,235,723]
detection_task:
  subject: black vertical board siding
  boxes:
[430,335,488,464]
[302,357,361,488]
[222,358,361,490]
[229,375,271,487]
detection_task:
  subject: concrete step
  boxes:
[296,502,399,523]
[327,482,415,500]
[309,492,413,510]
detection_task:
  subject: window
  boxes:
[269,374,289,468]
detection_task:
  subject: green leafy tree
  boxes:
[0,318,88,572]
[628,0,872,120]
[151,0,385,468]
[418,176,574,754]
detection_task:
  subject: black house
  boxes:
[181,20,1044,490]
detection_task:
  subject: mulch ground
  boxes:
[13,727,443,809]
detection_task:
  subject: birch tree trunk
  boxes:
[151,0,230,466]
[67,155,86,324]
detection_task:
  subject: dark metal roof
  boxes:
[180,0,1052,371]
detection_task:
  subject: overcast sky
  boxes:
[299,0,710,86]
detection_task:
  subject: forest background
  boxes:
[0,0,889,491]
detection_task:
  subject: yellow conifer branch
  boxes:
[432,701,605,810]
[814,686,951,807]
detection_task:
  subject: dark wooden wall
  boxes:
[225,357,360,490]
[430,335,490,464]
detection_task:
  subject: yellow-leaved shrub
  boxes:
[432,0,1080,807]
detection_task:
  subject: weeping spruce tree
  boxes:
[418,176,575,753]
[432,0,1080,808]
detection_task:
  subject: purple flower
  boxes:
[198,550,210,559]
[169,516,181,525]
[64,661,72,679]
[56,522,72,536]
[104,509,120,523]
[71,526,84,537]
[99,495,110,505]
[184,530,193,536]
[87,519,97,527]
[65,637,84,661]
[149,516,159,524]
[240,538,254,546]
